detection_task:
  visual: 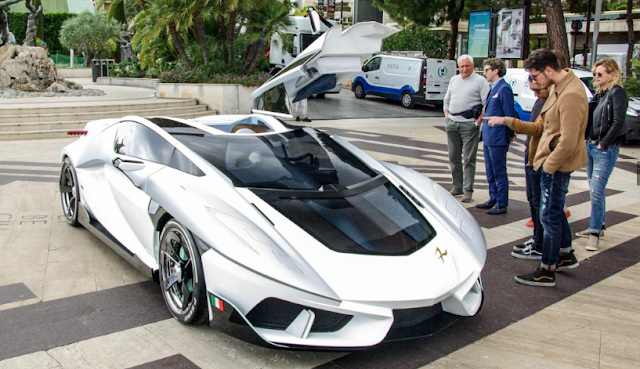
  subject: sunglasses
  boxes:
[594,72,604,77]
[528,71,543,82]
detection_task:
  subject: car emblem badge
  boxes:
[435,247,447,263]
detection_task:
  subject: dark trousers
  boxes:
[524,151,543,247]
[540,170,573,266]
[483,144,509,207]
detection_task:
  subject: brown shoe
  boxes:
[461,192,472,203]
[450,188,463,197]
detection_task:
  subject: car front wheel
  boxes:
[159,219,208,324]
[59,157,80,227]
[354,83,366,99]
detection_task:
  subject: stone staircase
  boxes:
[0,98,211,140]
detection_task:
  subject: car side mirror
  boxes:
[362,65,368,72]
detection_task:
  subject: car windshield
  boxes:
[169,127,378,191]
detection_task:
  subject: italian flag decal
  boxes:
[211,295,224,311]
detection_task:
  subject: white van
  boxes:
[504,68,594,121]
[351,55,456,109]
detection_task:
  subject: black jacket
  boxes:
[588,85,628,149]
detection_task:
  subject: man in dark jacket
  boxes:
[512,81,548,259]
[477,58,517,214]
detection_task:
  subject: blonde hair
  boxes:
[592,58,623,94]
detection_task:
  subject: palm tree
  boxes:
[133,0,192,69]
[96,0,147,24]
[242,0,293,73]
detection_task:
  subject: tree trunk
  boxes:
[246,41,269,74]
[446,0,464,60]
[168,23,192,70]
[626,0,635,76]
[523,0,531,59]
[0,10,8,45]
[0,0,27,44]
[543,0,570,68]
[243,39,259,70]
[217,17,227,64]
[24,0,42,47]
[449,18,458,60]
[226,9,238,67]
[195,19,209,67]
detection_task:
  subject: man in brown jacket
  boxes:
[485,49,588,287]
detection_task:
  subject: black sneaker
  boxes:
[514,267,556,287]
[556,250,579,271]
[513,238,534,252]
[511,244,542,260]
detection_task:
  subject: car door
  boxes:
[250,13,396,118]
[103,121,174,266]
[361,56,383,92]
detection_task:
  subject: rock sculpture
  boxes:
[0,44,82,91]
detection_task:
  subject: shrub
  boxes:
[624,59,640,97]
[158,66,270,87]
[382,27,450,59]
[59,11,121,61]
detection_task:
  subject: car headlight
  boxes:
[628,107,639,117]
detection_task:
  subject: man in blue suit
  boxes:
[476,58,517,214]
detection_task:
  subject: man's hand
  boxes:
[444,110,449,118]
[484,116,506,127]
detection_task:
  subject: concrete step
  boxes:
[0,104,209,124]
[0,111,212,140]
[0,98,199,116]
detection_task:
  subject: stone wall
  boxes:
[156,83,256,114]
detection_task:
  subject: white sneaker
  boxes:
[585,235,599,251]
[575,229,604,238]
[513,238,535,252]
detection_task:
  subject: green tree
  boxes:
[381,26,449,58]
[241,0,293,73]
[132,0,192,69]
[59,11,122,61]
[95,0,147,24]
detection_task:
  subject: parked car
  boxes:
[59,16,486,349]
[504,68,594,121]
[626,97,640,142]
[351,55,456,109]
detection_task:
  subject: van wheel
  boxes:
[401,91,415,109]
[354,83,366,99]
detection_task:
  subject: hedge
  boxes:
[7,12,77,55]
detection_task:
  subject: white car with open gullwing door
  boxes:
[59,10,486,349]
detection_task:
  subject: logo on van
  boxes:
[438,66,447,78]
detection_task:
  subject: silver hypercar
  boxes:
[59,15,486,349]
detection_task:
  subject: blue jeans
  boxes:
[586,141,620,233]
[540,169,573,266]
[524,150,543,246]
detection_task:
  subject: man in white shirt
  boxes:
[443,55,490,203]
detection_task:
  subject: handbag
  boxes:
[455,104,484,120]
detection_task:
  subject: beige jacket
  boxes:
[504,69,588,174]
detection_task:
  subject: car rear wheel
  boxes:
[159,220,208,325]
[401,91,415,109]
[59,157,80,227]
[354,83,366,99]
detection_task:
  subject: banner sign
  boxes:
[468,10,491,58]
[496,7,525,59]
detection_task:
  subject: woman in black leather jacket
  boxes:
[575,58,628,251]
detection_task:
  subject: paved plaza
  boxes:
[0,82,640,368]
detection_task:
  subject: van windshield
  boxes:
[301,34,321,50]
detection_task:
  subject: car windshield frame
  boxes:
[167,126,379,193]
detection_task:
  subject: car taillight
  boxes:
[67,131,87,136]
